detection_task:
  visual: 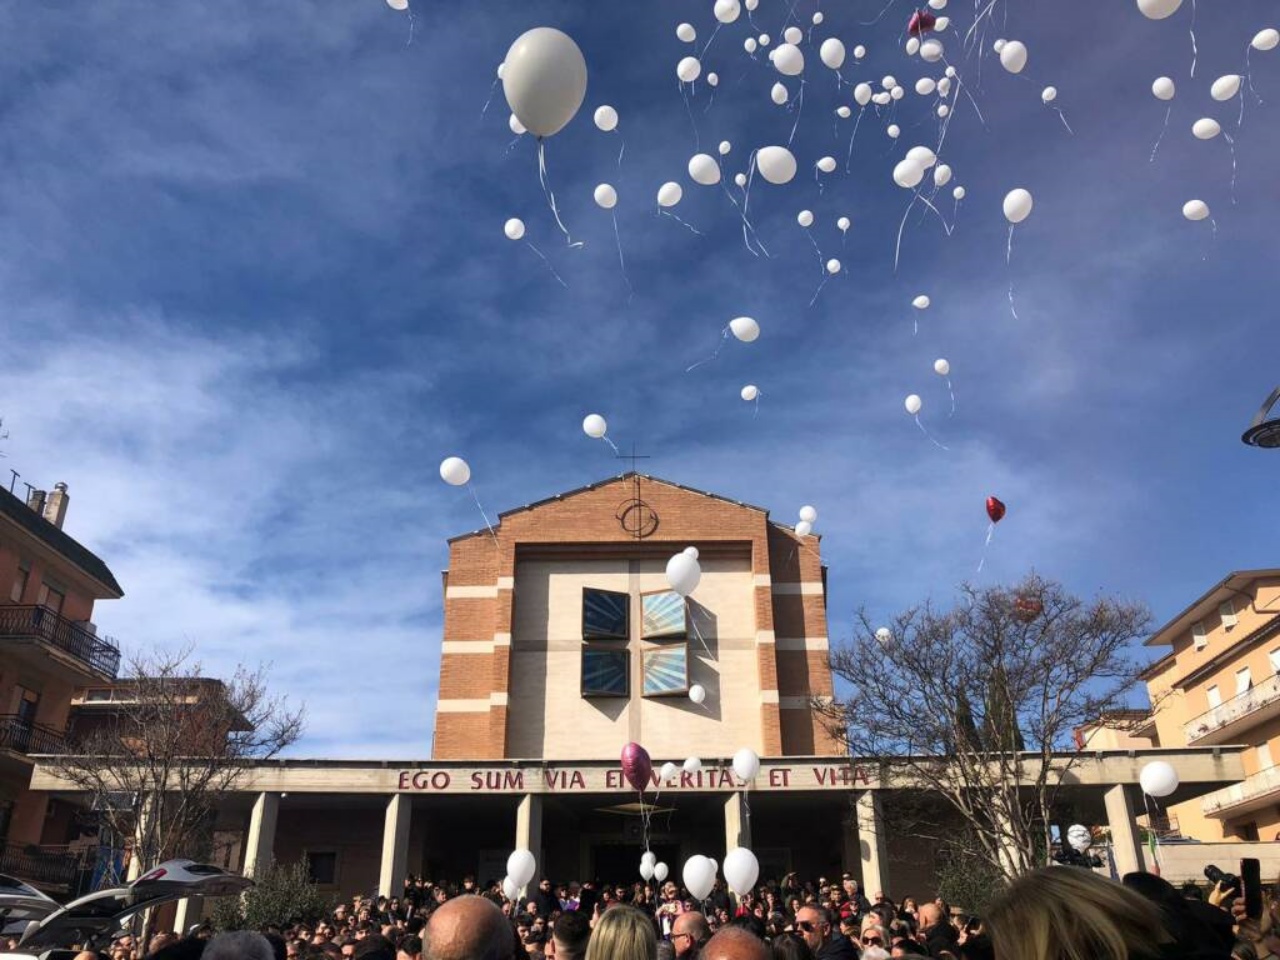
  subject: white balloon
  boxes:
[1192,117,1221,140]
[993,38,1007,53]
[688,153,721,186]
[797,209,814,227]
[904,394,923,415]
[773,43,805,76]
[1000,40,1028,74]
[642,850,658,867]
[784,26,803,45]
[820,38,846,69]
[683,756,701,773]
[880,74,896,90]
[497,63,506,80]
[1139,760,1179,797]
[683,856,717,901]
[836,105,852,118]
[893,159,924,188]
[837,216,850,231]
[933,164,952,186]
[732,748,761,781]
[719,140,732,156]
[509,113,527,136]
[825,258,841,274]
[1253,29,1280,52]
[745,37,759,53]
[887,124,901,139]
[688,683,706,705]
[934,15,950,30]
[386,0,409,11]
[937,76,952,96]
[771,82,789,105]
[1041,86,1057,103]
[1211,74,1242,101]
[912,294,931,309]
[758,33,771,46]
[795,520,812,537]
[502,877,520,901]
[440,456,471,486]
[660,761,679,782]
[934,358,950,376]
[756,146,797,184]
[640,861,655,881]
[906,145,937,168]
[1003,188,1034,224]
[891,85,905,100]
[666,551,702,597]
[813,12,824,25]
[507,849,536,888]
[1137,0,1182,20]
[799,505,817,523]
[816,156,837,173]
[1183,199,1210,221]
[741,385,759,402]
[653,862,669,883]
[729,316,760,342]
[502,27,588,138]
[583,414,608,439]
[945,65,957,77]
[594,105,619,132]
[707,72,720,87]
[677,22,697,43]
[593,183,618,209]
[916,77,937,95]
[952,185,966,200]
[1152,76,1176,100]
[853,44,867,59]
[504,218,526,241]
[875,627,892,645]
[929,0,947,8]
[920,38,944,62]
[734,173,747,187]
[1067,824,1093,853]
[714,0,742,23]
[723,848,760,897]
[937,104,951,117]
[854,82,873,106]
[905,36,921,56]
[657,182,683,208]
[677,56,702,83]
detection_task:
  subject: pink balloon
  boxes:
[620,742,653,793]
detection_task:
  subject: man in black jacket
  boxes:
[917,903,959,958]
[795,907,857,960]
[531,880,560,919]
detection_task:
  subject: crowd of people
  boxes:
[5,865,1276,960]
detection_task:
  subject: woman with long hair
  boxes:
[586,905,657,960]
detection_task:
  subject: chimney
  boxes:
[27,489,46,516]
[44,482,69,529]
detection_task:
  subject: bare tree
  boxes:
[46,645,304,873]
[820,573,1151,882]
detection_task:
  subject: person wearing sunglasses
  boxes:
[794,907,857,960]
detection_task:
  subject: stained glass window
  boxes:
[642,590,687,639]
[582,648,630,697]
[642,644,689,697]
[583,588,629,640]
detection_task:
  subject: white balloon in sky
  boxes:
[1041,86,1057,103]
[993,38,1007,53]
[741,385,759,402]
[1191,117,1221,140]
[904,395,923,416]
[714,0,742,23]
[745,37,759,53]
[881,74,897,90]
[825,258,842,274]
[719,140,732,156]
[905,145,937,168]
[916,77,937,95]
[952,185,966,200]
[812,12,824,25]
[677,56,701,83]
[886,124,901,139]
[1253,29,1280,51]
[1182,199,1210,221]
[891,85,905,100]
[773,43,805,76]
[853,44,867,59]
[734,172,747,187]
[905,36,921,56]
[583,414,608,439]
[771,82,789,105]
[938,76,952,96]
[945,65,957,77]
[837,216,851,231]
[937,104,951,117]
[1136,0,1182,20]
[816,156,837,173]
[756,146,798,184]
[820,38,846,70]
[797,209,814,228]
[677,22,696,43]
[794,520,812,537]
[783,26,803,45]
[1152,76,1176,100]
[745,0,757,9]
[688,154,721,186]
[1211,74,1242,101]
[934,15,950,30]
[707,72,719,87]
[386,0,408,10]
[729,316,761,342]
[657,181,683,208]
[893,159,924,188]
[593,183,618,209]
[509,113,527,135]
[497,62,506,79]
[758,33,771,46]
[440,457,471,486]
[929,0,947,7]
[920,38,944,62]
[836,105,852,118]
[912,294,931,310]
[593,105,619,132]
[504,218,525,241]
[1000,40,1028,74]
[854,82,873,106]
[934,358,951,376]
[1003,188,1034,224]
[933,163,952,186]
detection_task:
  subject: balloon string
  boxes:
[468,484,499,543]
[914,414,949,451]
[1052,106,1074,135]
[703,88,717,114]
[537,140,582,248]
[1224,132,1238,205]
[963,0,1000,54]
[721,184,766,258]
[480,79,499,117]
[752,395,761,419]
[1142,793,1164,869]
[804,229,825,273]
[686,328,729,373]
[616,131,626,168]
[977,522,995,574]
[808,273,830,308]
[601,436,620,456]
[846,108,866,172]
[1008,281,1020,321]
[1006,225,1020,320]
[1150,106,1172,163]
[611,211,636,300]
[524,240,567,288]
[658,208,704,236]
[947,378,956,417]
[787,82,806,149]
[1188,0,1198,78]
[404,2,415,46]
[1006,223,1015,266]
[680,84,701,152]
[700,21,722,59]
[893,193,917,274]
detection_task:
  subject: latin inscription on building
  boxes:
[394,763,872,794]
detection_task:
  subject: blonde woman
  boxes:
[586,904,657,960]
[986,868,1173,960]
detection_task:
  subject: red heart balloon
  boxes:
[620,742,653,794]
[986,496,1007,524]
[908,10,938,36]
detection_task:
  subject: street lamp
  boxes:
[1242,387,1280,448]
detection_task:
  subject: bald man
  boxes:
[916,903,957,957]
[671,911,710,960]
[700,927,767,960]
[424,896,514,960]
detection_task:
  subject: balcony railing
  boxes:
[0,842,85,890]
[0,716,66,756]
[1184,672,1280,745]
[1202,763,1280,816]
[0,605,120,679]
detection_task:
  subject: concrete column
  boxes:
[855,791,887,897]
[243,792,280,879]
[515,794,543,890]
[724,792,751,852]
[1104,785,1145,876]
[173,897,203,935]
[379,794,412,898]
[127,796,156,881]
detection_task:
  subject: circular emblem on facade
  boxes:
[616,498,659,539]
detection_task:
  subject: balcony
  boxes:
[1184,672,1280,746]
[0,605,120,679]
[0,716,66,756]
[0,842,85,891]
[1202,764,1280,818]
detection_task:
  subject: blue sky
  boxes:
[1,1,1277,757]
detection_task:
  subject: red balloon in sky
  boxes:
[986,496,1006,524]
[620,742,653,793]
[908,10,938,36]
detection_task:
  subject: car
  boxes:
[0,859,251,959]
[0,875,58,939]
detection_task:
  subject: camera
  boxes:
[1205,865,1238,890]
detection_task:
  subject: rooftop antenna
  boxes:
[1242,386,1280,448]
[8,470,17,494]
[615,443,658,539]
